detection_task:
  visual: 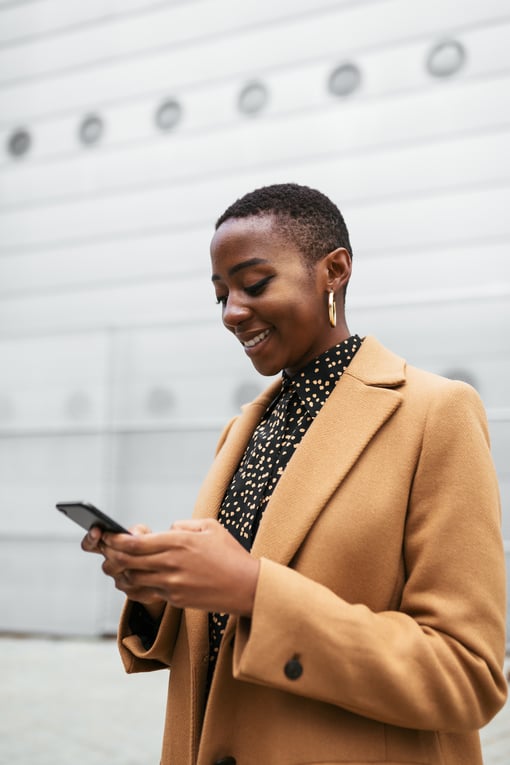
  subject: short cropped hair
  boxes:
[215,183,353,266]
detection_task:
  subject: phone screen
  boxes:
[56,501,130,534]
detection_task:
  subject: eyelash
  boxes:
[215,276,272,306]
[245,276,272,296]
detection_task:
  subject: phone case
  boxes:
[56,501,130,534]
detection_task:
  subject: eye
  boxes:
[245,275,272,297]
[215,295,227,307]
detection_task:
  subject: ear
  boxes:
[322,248,352,293]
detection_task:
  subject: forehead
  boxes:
[210,214,298,265]
[212,214,283,248]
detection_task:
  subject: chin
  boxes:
[250,359,283,377]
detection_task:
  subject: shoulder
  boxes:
[352,335,483,399]
[349,335,489,431]
[405,362,480,402]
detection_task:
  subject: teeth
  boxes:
[243,329,270,348]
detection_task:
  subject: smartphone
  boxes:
[56,501,131,534]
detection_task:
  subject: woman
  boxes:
[83,183,507,765]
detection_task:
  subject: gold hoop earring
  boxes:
[328,291,337,328]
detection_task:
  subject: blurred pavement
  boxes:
[0,635,166,765]
[0,635,508,764]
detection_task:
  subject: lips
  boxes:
[241,329,271,348]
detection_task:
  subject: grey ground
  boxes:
[0,636,508,764]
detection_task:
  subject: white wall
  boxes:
[0,0,508,637]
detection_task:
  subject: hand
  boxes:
[100,518,260,617]
[81,524,166,620]
[81,522,152,555]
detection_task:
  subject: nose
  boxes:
[222,293,252,330]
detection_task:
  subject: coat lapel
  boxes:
[188,337,405,654]
[250,370,403,565]
[249,337,406,565]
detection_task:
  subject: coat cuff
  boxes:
[118,598,182,673]
[233,557,330,690]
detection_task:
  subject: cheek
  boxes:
[290,292,323,322]
[263,274,321,326]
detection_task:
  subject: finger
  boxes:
[104,548,174,575]
[129,524,152,536]
[81,526,103,553]
[113,579,166,603]
[105,565,165,602]
[171,519,208,532]
[102,555,133,580]
[113,569,178,604]
[100,539,174,575]
[110,571,136,596]
[101,529,141,550]
[102,528,196,555]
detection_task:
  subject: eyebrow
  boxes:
[211,257,269,282]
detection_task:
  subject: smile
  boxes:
[242,329,271,348]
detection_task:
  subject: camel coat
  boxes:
[118,337,507,765]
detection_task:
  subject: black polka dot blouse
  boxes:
[207,334,362,689]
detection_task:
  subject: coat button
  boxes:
[284,657,303,680]
[214,758,236,765]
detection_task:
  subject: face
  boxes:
[210,215,340,377]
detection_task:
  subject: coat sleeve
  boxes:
[117,416,239,673]
[118,600,182,673]
[232,382,508,732]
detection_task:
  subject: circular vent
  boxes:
[238,81,269,115]
[7,128,31,157]
[79,114,104,146]
[328,63,361,97]
[426,40,466,78]
[155,99,182,131]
